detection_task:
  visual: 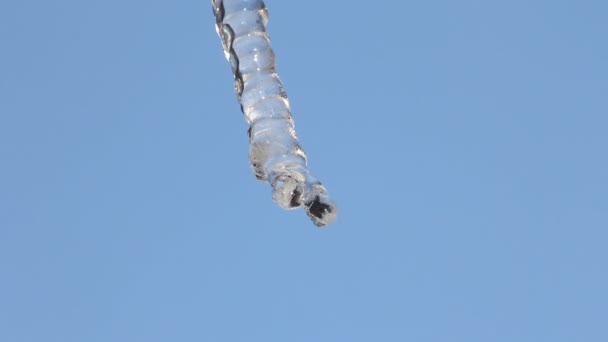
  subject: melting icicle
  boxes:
[211,0,337,227]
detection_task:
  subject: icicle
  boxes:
[212,0,337,226]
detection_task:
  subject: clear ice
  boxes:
[212,0,337,227]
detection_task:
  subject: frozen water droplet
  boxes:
[305,196,337,227]
[271,176,303,209]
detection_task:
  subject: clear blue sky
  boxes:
[1,1,607,341]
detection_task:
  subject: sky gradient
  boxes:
[1,1,607,341]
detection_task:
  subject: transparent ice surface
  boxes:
[212,0,337,226]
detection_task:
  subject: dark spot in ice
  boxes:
[289,188,302,208]
[307,196,332,220]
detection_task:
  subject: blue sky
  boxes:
[1,1,607,341]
